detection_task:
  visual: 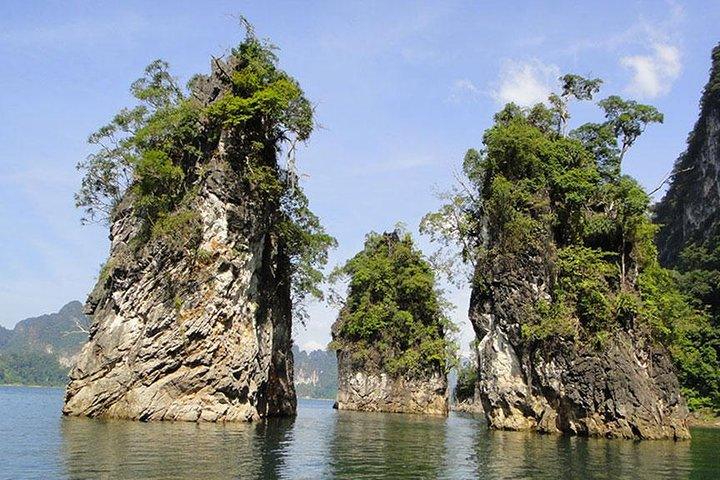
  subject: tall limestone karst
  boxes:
[655,43,720,266]
[654,43,720,412]
[423,76,691,439]
[64,29,333,422]
[330,230,453,415]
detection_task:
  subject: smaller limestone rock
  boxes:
[331,230,451,415]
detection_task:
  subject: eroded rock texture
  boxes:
[470,250,690,439]
[63,57,295,422]
[334,350,448,415]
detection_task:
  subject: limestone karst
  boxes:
[653,43,720,412]
[422,76,692,439]
[64,30,333,421]
[331,230,452,415]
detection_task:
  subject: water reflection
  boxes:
[472,422,693,480]
[53,398,718,479]
[328,409,448,479]
[60,414,295,479]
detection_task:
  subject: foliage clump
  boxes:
[76,22,335,317]
[453,358,478,403]
[651,44,720,411]
[422,74,717,410]
[665,233,720,411]
[331,229,456,377]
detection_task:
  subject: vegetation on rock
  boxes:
[453,358,478,403]
[75,23,335,317]
[0,302,89,387]
[653,45,720,413]
[0,351,69,386]
[330,229,456,377]
[422,74,716,411]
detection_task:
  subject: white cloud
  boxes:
[448,78,481,103]
[491,59,560,107]
[621,43,682,98]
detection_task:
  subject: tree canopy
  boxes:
[331,229,456,377]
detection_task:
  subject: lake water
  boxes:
[1,386,718,479]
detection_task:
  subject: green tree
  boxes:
[453,357,478,403]
[549,74,603,134]
[331,229,456,377]
[597,96,663,177]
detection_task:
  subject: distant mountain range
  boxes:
[292,346,337,399]
[0,301,89,386]
[0,301,467,406]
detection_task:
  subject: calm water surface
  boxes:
[1,385,718,479]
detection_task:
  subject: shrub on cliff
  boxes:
[453,358,477,403]
[330,229,456,377]
[422,75,718,411]
[75,22,335,318]
[671,233,720,411]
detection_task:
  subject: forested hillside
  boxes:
[655,43,720,412]
[0,302,89,386]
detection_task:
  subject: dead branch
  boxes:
[648,166,694,197]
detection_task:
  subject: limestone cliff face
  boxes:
[656,43,720,265]
[63,58,296,422]
[470,248,689,439]
[334,350,448,415]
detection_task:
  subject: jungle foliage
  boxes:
[670,233,720,411]
[330,229,456,377]
[453,357,478,403]
[422,74,719,411]
[75,23,335,317]
[650,44,720,411]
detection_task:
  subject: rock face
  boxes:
[655,43,720,265]
[470,250,690,439]
[63,57,296,422]
[451,397,484,415]
[335,350,448,415]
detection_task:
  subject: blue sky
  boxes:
[1,1,718,352]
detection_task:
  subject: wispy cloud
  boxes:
[301,340,325,352]
[0,14,149,48]
[562,1,684,98]
[621,43,681,98]
[316,2,455,64]
[617,1,683,98]
[348,155,437,176]
[447,78,481,103]
[491,59,560,107]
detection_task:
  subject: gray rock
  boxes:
[470,249,690,440]
[334,350,448,415]
[655,43,720,265]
